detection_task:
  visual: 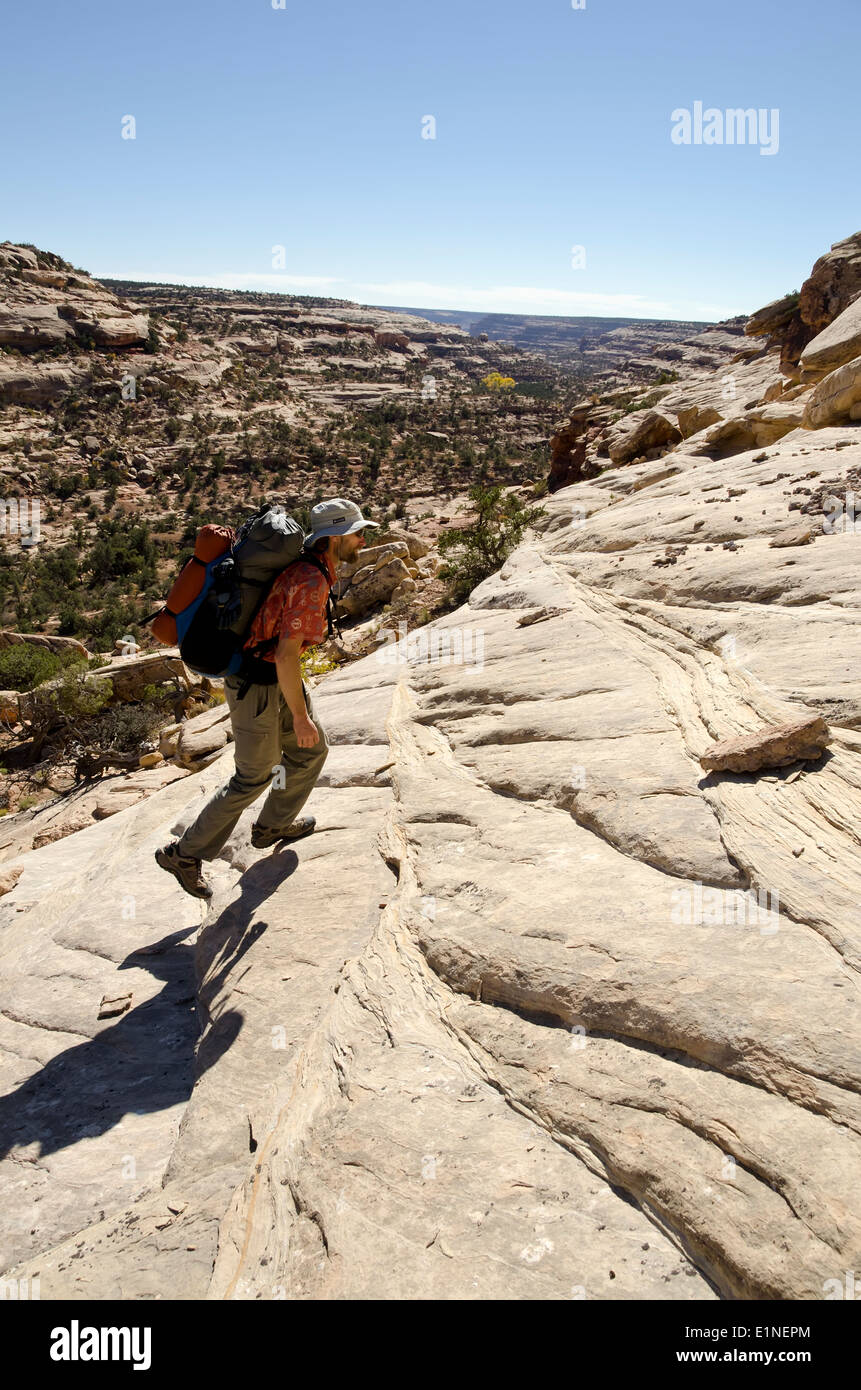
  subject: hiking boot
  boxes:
[250,816,316,850]
[155,843,213,901]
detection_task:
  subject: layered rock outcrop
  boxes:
[546,229,861,491]
[0,243,149,353]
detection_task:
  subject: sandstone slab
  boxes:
[800,297,861,379]
[803,355,861,428]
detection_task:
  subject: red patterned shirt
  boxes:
[245,552,336,660]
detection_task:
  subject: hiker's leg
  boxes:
[175,679,281,860]
[255,680,329,831]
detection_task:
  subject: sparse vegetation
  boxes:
[437,484,545,600]
[0,643,84,693]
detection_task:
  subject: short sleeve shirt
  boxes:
[245,552,336,660]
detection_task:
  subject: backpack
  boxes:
[148,504,338,687]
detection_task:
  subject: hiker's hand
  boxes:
[295,713,319,748]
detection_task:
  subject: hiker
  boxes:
[155,499,378,899]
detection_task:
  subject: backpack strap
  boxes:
[299,547,342,640]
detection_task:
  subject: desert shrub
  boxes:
[23,665,112,752]
[83,701,166,755]
[438,484,545,601]
[0,643,82,693]
[85,519,157,585]
[301,648,339,678]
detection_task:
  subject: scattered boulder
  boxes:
[374,330,409,351]
[391,579,418,602]
[97,993,133,1019]
[157,356,232,389]
[94,651,192,704]
[59,307,148,348]
[338,541,412,585]
[701,402,805,455]
[608,411,682,466]
[676,404,722,439]
[373,527,429,560]
[699,715,830,773]
[158,722,182,758]
[174,703,233,770]
[0,865,23,898]
[0,690,19,722]
[90,764,187,818]
[337,558,414,617]
[0,305,74,350]
[769,523,816,548]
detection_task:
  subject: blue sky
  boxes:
[3,0,860,321]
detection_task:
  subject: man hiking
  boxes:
[155,498,378,900]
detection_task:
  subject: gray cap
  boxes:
[304,497,379,545]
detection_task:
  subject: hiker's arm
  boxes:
[273,634,319,747]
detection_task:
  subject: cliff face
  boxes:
[2,398,860,1298]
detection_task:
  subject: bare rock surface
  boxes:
[2,406,860,1300]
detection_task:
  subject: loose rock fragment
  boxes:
[97,992,133,1019]
[699,715,830,773]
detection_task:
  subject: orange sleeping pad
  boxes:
[150,524,235,646]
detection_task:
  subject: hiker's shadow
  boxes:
[0,846,298,1163]
[0,926,203,1163]
[194,844,302,1070]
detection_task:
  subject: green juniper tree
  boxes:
[438,484,545,602]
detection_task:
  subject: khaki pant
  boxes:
[176,675,329,861]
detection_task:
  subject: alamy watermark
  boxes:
[823,493,861,534]
[671,103,779,156]
[1,1275,40,1300]
[50,1322,151,1370]
[823,1270,860,1300]
[1,497,41,545]
[376,620,485,670]
[671,881,780,935]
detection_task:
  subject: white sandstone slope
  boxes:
[2,410,860,1300]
